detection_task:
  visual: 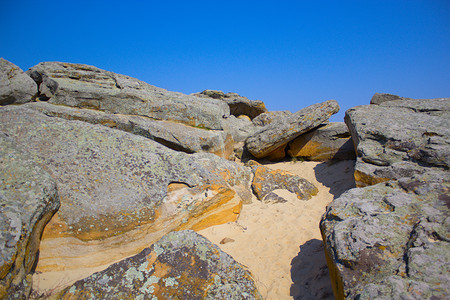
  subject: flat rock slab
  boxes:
[193,90,267,119]
[0,133,59,299]
[27,62,229,130]
[246,100,339,158]
[0,58,37,105]
[251,110,292,127]
[320,171,450,299]
[288,122,355,161]
[58,230,262,299]
[0,106,251,285]
[251,164,318,202]
[345,100,450,187]
[24,102,233,158]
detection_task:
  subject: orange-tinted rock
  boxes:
[251,165,318,202]
[288,123,355,161]
[58,230,262,299]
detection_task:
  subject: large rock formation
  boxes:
[322,96,450,299]
[26,62,230,130]
[288,122,355,161]
[320,171,449,299]
[0,58,37,105]
[345,98,449,187]
[0,105,251,291]
[192,89,267,120]
[246,100,339,159]
[0,133,60,299]
[24,102,234,158]
[57,230,262,299]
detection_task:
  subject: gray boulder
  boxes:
[58,230,262,299]
[370,93,411,105]
[288,122,355,161]
[0,58,37,105]
[0,106,251,288]
[0,133,60,299]
[320,171,450,299]
[345,99,450,187]
[246,100,340,158]
[192,89,267,119]
[24,102,234,159]
[251,164,318,202]
[26,62,229,130]
[251,110,292,127]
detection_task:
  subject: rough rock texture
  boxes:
[370,93,411,105]
[192,89,267,119]
[221,115,258,143]
[58,230,262,299]
[345,99,450,187]
[0,133,60,299]
[246,100,340,159]
[26,62,230,130]
[251,110,292,127]
[251,165,318,202]
[0,58,37,105]
[320,171,450,299]
[0,106,251,286]
[24,102,234,158]
[288,122,355,161]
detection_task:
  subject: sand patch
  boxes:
[199,160,355,299]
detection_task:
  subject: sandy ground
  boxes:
[199,160,355,300]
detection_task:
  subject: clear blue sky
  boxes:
[1,0,449,121]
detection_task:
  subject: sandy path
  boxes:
[199,160,355,299]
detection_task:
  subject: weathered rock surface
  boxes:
[320,171,450,299]
[288,122,355,161]
[26,62,230,129]
[0,58,37,105]
[58,230,262,299]
[251,110,292,127]
[246,100,340,158]
[192,89,267,119]
[370,93,411,105]
[345,99,450,187]
[221,115,258,143]
[251,164,318,202]
[0,106,251,289]
[24,102,234,158]
[0,133,60,299]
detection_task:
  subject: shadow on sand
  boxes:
[290,239,334,300]
[313,160,356,199]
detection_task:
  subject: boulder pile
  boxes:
[1,58,448,299]
[321,94,450,299]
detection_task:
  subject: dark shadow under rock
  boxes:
[313,160,356,199]
[290,239,334,300]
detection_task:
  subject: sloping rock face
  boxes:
[0,133,60,299]
[24,102,233,158]
[345,99,449,187]
[251,164,318,202]
[320,171,449,299]
[246,100,339,159]
[192,89,267,119]
[0,106,251,287]
[26,62,229,130]
[0,58,37,105]
[288,122,355,161]
[322,96,450,299]
[251,110,292,127]
[58,230,262,299]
